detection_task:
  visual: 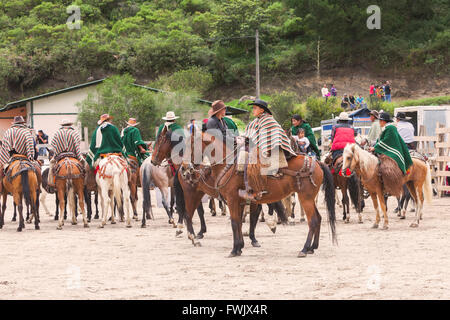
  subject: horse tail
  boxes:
[173,169,185,222]
[21,170,32,208]
[423,163,433,204]
[348,174,362,213]
[318,162,338,245]
[113,172,122,209]
[141,163,152,216]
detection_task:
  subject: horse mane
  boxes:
[345,143,378,173]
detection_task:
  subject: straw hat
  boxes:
[61,119,74,126]
[125,118,140,126]
[162,111,179,121]
[338,112,351,121]
[12,116,26,124]
[98,113,113,125]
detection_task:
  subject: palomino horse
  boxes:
[152,128,337,257]
[96,154,132,228]
[342,144,433,229]
[52,153,88,229]
[325,154,364,223]
[0,155,40,231]
[140,157,177,228]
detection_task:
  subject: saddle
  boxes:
[53,152,85,180]
[409,150,428,163]
[96,153,128,180]
[5,155,36,183]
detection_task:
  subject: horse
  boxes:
[152,126,337,257]
[324,154,364,223]
[0,155,40,231]
[209,196,227,216]
[140,157,177,228]
[52,153,88,229]
[96,154,132,228]
[342,144,433,229]
[126,155,140,220]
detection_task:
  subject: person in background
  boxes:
[341,94,350,110]
[321,84,329,102]
[363,110,381,147]
[36,129,48,156]
[330,112,357,162]
[384,81,392,102]
[330,84,337,97]
[349,94,356,110]
[188,119,198,134]
[356,95,367,108]
[395,112,416,150]
[376,85,384,100]
[369,83,376,103]
[295,128,310,154]
[291,114,321,157]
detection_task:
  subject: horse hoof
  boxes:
[26,220,32,224]
[126,224,132,228]
[397,213,402,217]
[344,220,350,224]
[194,242,202,247]
[11,218,16,222]
[84,224,89,228]
[211,212,216,217]
[260,218,265,222]
[243,231,249,237]
[111,221,116,225]
[270,227,276,234]
[307,249,314,254]
[289,222,295,226]
[35,226,40,230]
[400,216,406,220]
[141,224,146,228]
[71,222,77,225]
[57,226,62,230]
[300,218,306,223]
[358,220,363,224]
[146,214,151,220]
[175,230,183,237]
[410,223,418,228]
[228,252,238,258]
[98,225,104,229]
[251,241,261,248]
[17,228,22,232]
[394,208,399,213]
[297,251,307,258]
[196,233,204,240]
[372,223,379,229]
[382,225,389,230]
[221,212,226,216]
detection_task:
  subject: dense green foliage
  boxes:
[0,0,448,103]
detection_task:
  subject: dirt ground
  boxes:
[0,190,449,300]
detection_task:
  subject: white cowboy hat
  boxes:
[61,119,74,126]
[338,112,351,121]
[162,111,179,121]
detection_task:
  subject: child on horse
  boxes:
[291,114,321,158]
[0,116,36,193]
[48,119,84,187]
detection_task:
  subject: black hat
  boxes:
[395,112,411,121]
[379,112,393,122]
[248,99,272,115]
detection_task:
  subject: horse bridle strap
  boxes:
[281,156,317,188]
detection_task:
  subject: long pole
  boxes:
[255,29,260,99]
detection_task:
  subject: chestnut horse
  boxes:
[53,154,88,229]
[0,155,40,231]
[127,156,140,220]
[342,144,432,229]
[152,127,337,257]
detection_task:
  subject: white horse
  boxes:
[96,154,132,228]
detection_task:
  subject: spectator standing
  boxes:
[36,129,48,156]
[330,84,337,97]
[369,83,375,103]
[349,94,356,110]
[321,84,329,102]
[341,94,350,110]
[384,81,392,102]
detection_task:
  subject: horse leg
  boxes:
[370,192,381,229]
[84,188,92,222]
[76,182,89,228]
[68,183,77,225]
[343,188,350,223]
[220,200,226,216]
[94,191,99,219]
[297,196,317,257]
[169,187,175,219]
[14,193,24,232]
[55,196,60,221]
[99,185,110,228]
[161,188,174,225]
[64,193,68,220]
[310,206,323,253]
[57,183,66,230]
[259,208,265,222]
[248,203,262,247]
[110,192,116,224]
[406,181,420,228]
[228,201,244,257]
[130,183,138,220]
[209,198,216,216]
[377,191,389,230]
[0,193,6,229]
[196,203,207,239]
[121,175,132,228]
[12,203,17,222]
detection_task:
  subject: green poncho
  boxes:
[121,126,148,165]
[156,123,185,139]
[86,122,124,168]
[223,117,239,136]
[374,123,413,174]
[291,122,320,156]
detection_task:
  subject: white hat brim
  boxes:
[162,116,179,120]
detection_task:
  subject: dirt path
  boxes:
[0,192,449,299]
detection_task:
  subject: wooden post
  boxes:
[255,29,260,99]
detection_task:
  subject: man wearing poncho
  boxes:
[239,99,296,200]
[86,114,124,169]
[121,118,148,166]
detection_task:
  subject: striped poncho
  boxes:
[0,124,35,166]
[51,126,82,161]
[244,112,295,157]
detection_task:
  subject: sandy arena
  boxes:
[0,190,449,300]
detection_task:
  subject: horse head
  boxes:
[342,143,360,172]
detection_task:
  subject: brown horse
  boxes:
[325,154,364,223]
[0,155,40,231]
[342,144,433,229]
[127,155,140,221]
[52,154,88,229]
[152,127,337,257]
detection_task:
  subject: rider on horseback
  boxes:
[291,114,321,158]
[329,112,357,174]
[48,119,84,187]
[86,114,124,170]
[121,118,148,166]
[0,116,35,193]
[239,99,296,201]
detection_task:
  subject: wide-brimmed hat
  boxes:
[210,100,227,117]
[248,99,272,115]
[162,111,179,121]
[379,112,393,122]
[125,118,139,126]
[12,116,26,124]
[338,112,351,121]
[395,112,412,121]
[61,119,74,126]
[369,110,379,119]
[98,113,113,125]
